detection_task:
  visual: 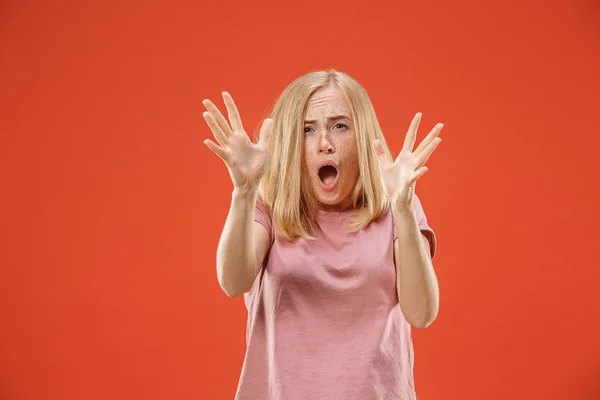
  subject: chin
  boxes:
[312,185,352,210]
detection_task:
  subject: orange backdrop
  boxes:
[1,0,599,399]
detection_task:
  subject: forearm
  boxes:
[393,205,439,329]
[216,188,259,297]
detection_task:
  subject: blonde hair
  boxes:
[258,69,395,241]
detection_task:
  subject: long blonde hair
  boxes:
[258,69,394,241]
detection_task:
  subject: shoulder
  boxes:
[359,205,395,240]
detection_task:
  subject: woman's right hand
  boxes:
[202,92,272,194]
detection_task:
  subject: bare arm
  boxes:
[372,112,443,329]
[201,92,273,299]
[393,206,439,329]
[217,189,271,298]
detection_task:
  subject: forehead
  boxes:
[305,85,351,119]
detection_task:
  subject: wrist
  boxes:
[232,186,258,201]
[392,203,419,233]
[392,201,415,216]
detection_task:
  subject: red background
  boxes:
[1,1,599,399]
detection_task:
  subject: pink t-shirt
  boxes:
[237,195,436,400]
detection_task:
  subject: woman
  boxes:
[202,69,443,400]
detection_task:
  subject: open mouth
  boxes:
[318,165,338,186]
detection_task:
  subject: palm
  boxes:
[202,92,272,192]
[374,113,443,208]
[380,150,416,200]
[225,131,269,189]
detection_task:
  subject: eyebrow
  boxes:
[304,115,351,124]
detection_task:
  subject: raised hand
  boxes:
[373,113,443,210]
[202,92,273,194]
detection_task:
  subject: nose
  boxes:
[318,134,335,154]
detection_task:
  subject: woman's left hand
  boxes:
[373,113,443,210]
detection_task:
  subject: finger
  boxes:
[415,137,441,168]
[222,92,244,133]
[204,139,228,163]
[373,139,390,167]
[414,123,443,156]
[202,99,233,137]
[203,111,228,147]
[402,113,422,153]
[408,166,428,186]
[258,118,273,147]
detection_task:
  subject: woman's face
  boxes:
[303,85,360,211]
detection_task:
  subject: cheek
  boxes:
[303,137,317,158]
[303,155,319,180]
[303,149,314,169]
[342,140,360,176]
[347,158,360,181]
[302,142,311,166]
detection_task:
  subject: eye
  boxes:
[304,127,313,133]
[334,123,347,130]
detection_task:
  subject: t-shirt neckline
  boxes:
[315,208,358,219]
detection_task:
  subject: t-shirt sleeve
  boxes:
[393,193,437,259]
[254,198,274,245]
[244,199,274,311]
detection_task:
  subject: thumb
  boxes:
[372,140,389,167]
[258,118,273,147]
